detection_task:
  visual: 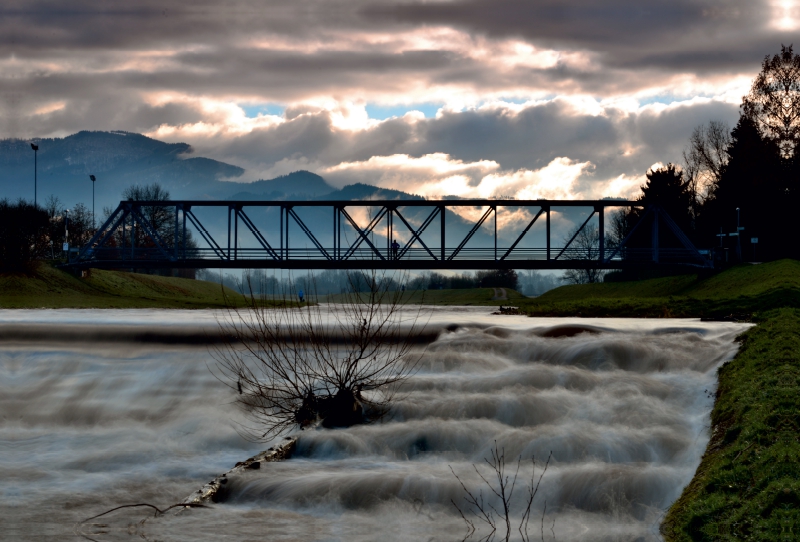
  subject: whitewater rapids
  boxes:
[0,308,749,541]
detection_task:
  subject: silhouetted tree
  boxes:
[700,116,784,259]
[639,164,695,232]
[683,120,730,206]
[742,44,800,159]
[476,269,519,290]
[65,203,94,248]
[0,199,50,272]
[97,183,197,276]
[560,224,605,284]
[122,183,177,246]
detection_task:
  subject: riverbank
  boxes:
[519,259,800,319]
[661,308,800,541]
[525,260,800,540]
[0,263,246,308]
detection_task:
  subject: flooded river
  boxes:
[0,308,749,541]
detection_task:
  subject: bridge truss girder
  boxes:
[67,199,712,270]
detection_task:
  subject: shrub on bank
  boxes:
[0,200,50,273]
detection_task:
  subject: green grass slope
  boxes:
[522,259,800,318]
[0,263,245,308]
[661,308,800,541]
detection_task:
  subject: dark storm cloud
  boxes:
[0,0,782,199]
[365,0,774,71]
[0,1,316,51]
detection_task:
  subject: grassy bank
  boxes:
[523,260,800,539]
[0,263,246,308]
[661,308,800,541]
[520,259,800,318]
[323,286,528,306]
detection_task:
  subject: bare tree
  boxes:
[122,183,174,237]
[213,270,428,440]
[450,442,552,542]
[683,120,731,204]
[560,224,605,284]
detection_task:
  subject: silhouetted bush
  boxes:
[0,199,51,273]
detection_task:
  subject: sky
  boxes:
[2,0,797,201]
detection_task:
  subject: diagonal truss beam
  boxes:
[74,205,128,262]
[654,207,711,267]
[602,206,652,264]
[130,205,174,260]
[238,208,280,260]
[288,207,331,260]
[555,209,596,261]
[185,208,227,259]
[393,207,439,260]
[500,207,545,261]
[448,206,494,261]
[340,207,386,260]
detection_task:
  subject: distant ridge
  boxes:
[226,171,336,200]
[226,179,425,202]
[0,130,420,211]
[321,183,424,201]
[0,131,244,207]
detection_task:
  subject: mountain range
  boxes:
[0,131,437,207]
[0,131,503,249]
[2,131,577,251]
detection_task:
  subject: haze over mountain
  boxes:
[0,130,454,207]
[0,130,578,250]
[1,131,240,207]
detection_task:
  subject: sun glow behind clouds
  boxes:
[773,0,800,30]
[322,153,636,201]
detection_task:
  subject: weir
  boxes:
[67,199,712,270]
[3,309,748,541]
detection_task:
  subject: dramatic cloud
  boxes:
[0,0,793,199]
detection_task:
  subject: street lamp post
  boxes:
[89,175,96,230]
[30,143,39,206]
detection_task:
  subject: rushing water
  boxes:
[0,308,749,541]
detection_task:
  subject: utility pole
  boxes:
[63,209,70,260]
[30,143,39,206]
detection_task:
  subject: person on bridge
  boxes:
[391,239,400,260]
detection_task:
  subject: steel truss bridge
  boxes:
[68,199,711,270]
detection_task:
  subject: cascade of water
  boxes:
[0,309,748,541]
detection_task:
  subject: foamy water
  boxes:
[0,308,748,541]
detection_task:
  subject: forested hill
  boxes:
[0,130,440,210]
[0,131,246,205]
[0,130,427,210]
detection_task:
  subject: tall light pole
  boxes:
[89,175,96,230]
[30,143,39,206]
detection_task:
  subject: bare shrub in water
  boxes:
[450,442,552,542]
[213,270,427,440]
